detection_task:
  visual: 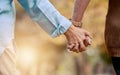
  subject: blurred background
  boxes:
[14,0,116,75]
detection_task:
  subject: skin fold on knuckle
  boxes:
[67,44,74,49]
[79,44,86,52]
[72,43,79,52]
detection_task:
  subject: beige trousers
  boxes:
[0,40,16,75]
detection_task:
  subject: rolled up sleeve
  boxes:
[18,0,71,37]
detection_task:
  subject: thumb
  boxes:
[84,36,92,46]
[84,30,92,39]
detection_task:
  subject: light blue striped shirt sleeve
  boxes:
[18,0,72,37]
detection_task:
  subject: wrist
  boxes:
[69,19,82,28]
[64,25,75,36]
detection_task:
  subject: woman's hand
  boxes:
[64,25,92,53]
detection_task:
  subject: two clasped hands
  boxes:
[64,21,92,53]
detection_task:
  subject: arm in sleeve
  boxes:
[18,0,72,37]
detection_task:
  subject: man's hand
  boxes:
[64,25,92,53]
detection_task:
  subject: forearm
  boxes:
[18,0,71,37]
[72,0,90,22]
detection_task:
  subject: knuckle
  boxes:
[67,46,72,49]
[82,47,86,51]
[79,49,83,52]
[76,43,79,46]
[79,40,82,43]
[80,46,86,50]
[74,47,77,50]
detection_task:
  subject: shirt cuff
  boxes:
[37,0,72,37]
[51,18,72,37]
[18,0,72,38]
